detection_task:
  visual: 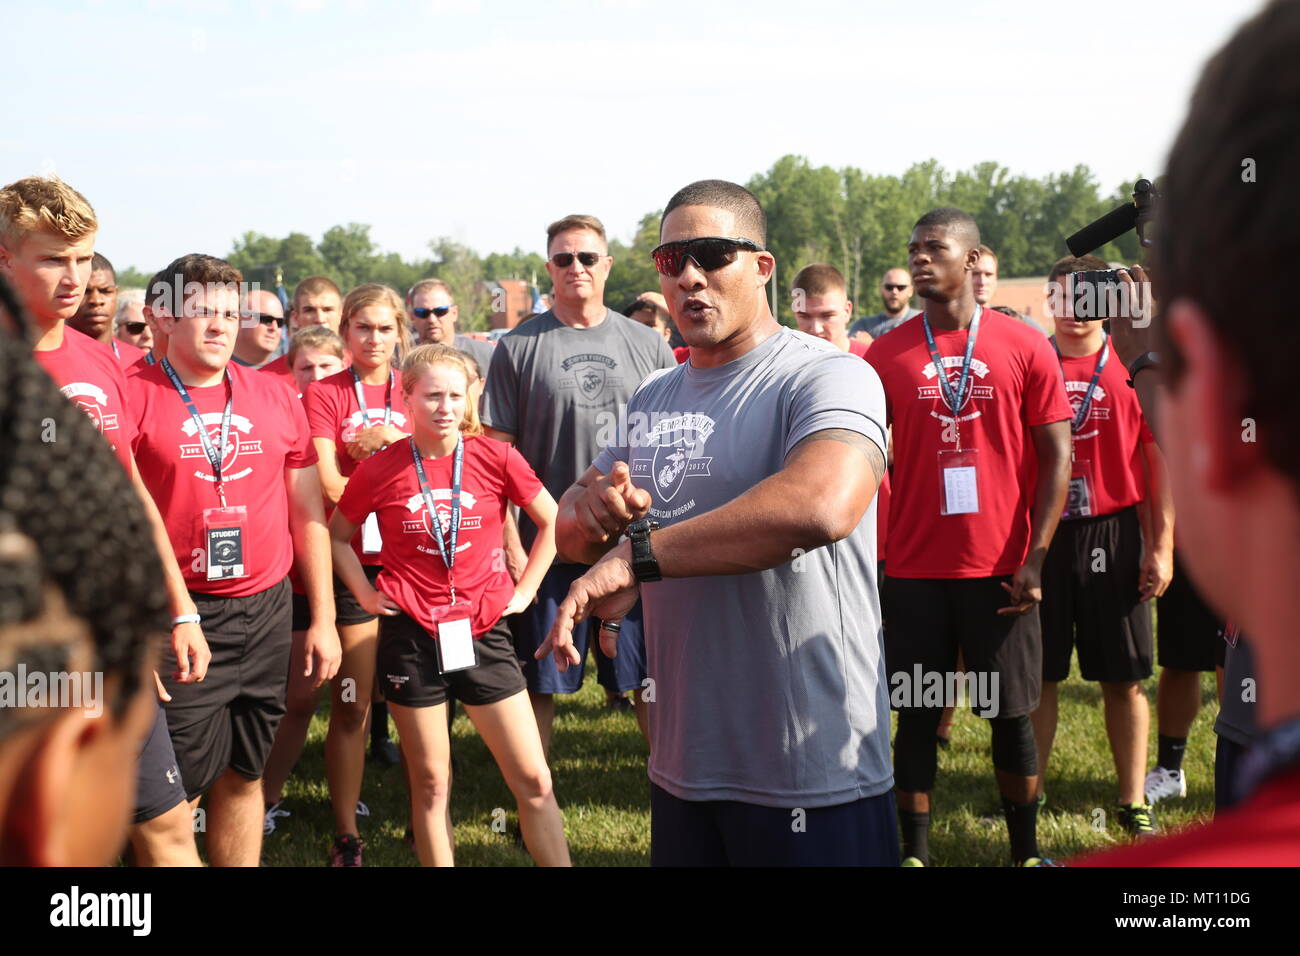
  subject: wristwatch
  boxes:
[626,518,662,583]
[1126,351,1160,388]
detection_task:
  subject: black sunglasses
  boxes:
[242,312,286,328]
[123,321,147,335]
[412,306,453,319]
[651,237,764,277]
[883,283,910,292]
[550,252,603,268]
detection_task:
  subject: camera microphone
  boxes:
[1066,202,1139,257]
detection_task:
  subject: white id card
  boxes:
[362,512,383,554]
[938,449,981,515]
[431,601,477,673]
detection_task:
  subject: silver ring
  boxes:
[600,619,622,633]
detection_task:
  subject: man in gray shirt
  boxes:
[545,181,897,866]
[849,267,920,341]
[406,278,495,381]
[484,214,675,752]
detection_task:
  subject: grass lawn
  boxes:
[256,655,1218,867]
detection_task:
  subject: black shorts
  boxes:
[881,575,1041,719]
[649,783,900,867]
[133,700,187,824]
[377,612,526,709]
[290,566,382,630]
[162,578,292,799]
[1040,506,1154,683]
[1158,555,1224,672]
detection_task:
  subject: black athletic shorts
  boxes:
[161,578,292,799]
[881,575,1041,719]
[649,783,900,867]
[1040,506,1154,683]
[291,566,382,630]
[377,611,526,708]
[133,700,187,824]
[1158,554,1223,672]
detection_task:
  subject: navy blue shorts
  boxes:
[649,783,901,867]
[133,700,187,824]
[509,563,646,695]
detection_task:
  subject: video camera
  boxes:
[1062,179,1160,320]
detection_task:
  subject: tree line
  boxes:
[117,155,1147,329]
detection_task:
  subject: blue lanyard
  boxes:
[145,353,157,366]
[111,339,120,358]
[352,368,393,427]
[1052,336,1110,433]
[410,435,464,603]
[922,307,982,416]
[161,357,233,508]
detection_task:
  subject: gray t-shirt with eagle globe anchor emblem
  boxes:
[484,308,676,554]
[592,327,893,808]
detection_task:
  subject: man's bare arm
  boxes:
[648,428,883,577]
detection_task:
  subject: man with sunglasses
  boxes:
[115,290,153,352]
[233,288,286,369]
[545,182,896,866]
[484,214,675,755]
[849,268,920,342]
[407,278,494,383]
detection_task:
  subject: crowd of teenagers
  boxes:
[1,0,1298,869]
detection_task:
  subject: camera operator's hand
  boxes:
[1109,265,1157,367]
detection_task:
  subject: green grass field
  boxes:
[256,656,1218,867]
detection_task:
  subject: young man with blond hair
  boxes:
[0,175,205,865]
[259,276,346,390]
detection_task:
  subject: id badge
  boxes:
[1063,459,1094,520]
[203,506,249,580]
[431,600,477,673]
[938,449,980,515]
[361,512,383,554]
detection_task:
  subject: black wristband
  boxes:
[1126,351,1160,389]
[626,518,661,583]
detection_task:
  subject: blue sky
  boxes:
[0,0,1259,273]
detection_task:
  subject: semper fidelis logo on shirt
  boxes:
[630,412,716,505]
[60,381,118,434]
[178,412,263,482]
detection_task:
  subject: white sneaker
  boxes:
[1144,766,1187,804]
[264,801,291,835]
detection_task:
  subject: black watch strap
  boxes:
[627,518,661,583]
[1126,351,1160,388]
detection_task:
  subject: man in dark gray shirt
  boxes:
[849,267,920,341]
[406,278,495,381]
[484,214,675,753]
[545,181,897,866]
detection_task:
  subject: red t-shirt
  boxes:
[126,353,158,377]
[1074,770,1300,866]
[127,361,318,597]
[1056,340,1154,517]
[673,346,691,365]
[34,324,137,473]
[259,354,299,394]
[110,336,147,368]
[866,308,1072,578]
[305,368,413,565]
[848,338,870,359]
[337,434,542,637]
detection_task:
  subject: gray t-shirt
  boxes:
[484,308,675,551]
[593,327,893,807]
[850,307,920,339]
[453,333,495,383]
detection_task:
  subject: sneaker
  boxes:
[1019,856,1062,867]
[356,800,370,818]
[1144,766,1187,804]
[1117,802,1158,839]
[329,834,364,867]
[607,693,633,713]
[263,801,290,835]
[369,737,401,766]
[901,856,926,867]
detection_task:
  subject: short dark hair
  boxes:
[913,207,981,251]
[1155,0,1300,494]
[0,275,165,733]
[791,263,846,299]
[622,300,656,320]
[148,254,243,317]
[91,252,114,279]
[662,180,766,246]
[1047,254,1108,284]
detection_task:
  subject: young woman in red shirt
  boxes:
[331,343,570,866]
